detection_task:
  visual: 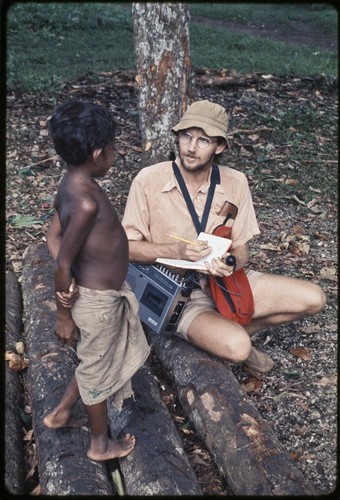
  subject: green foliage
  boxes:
[8,215,43,228]
[6,2,338,93]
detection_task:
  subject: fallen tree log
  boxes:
[148,332,316,496]
[5,269,25,494]
[109,364,202,496]
[21,243,113,495]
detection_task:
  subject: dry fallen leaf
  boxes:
[289,240,310,256]
[259,243,281,252]
[144,140,152,151]
[15,341,25,355]
[284,178,298,185]
[5,351,29,371]
[242,377,263,394]
[23,429,34,441]
[315,375,337,386]
[192,455,209,467]
[300,325,321,334]
[297,453,316,462]
[319,267,337,280]
[279,232,311,256]
[289,346,312,361]
[294,400,309,412]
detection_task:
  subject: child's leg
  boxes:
[86,399,136,461]
[43,374,87,428]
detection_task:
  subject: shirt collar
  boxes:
[161,166,225,195]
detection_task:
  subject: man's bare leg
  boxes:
[187,310,251,362]
[246,274,326,336]
[43,374,87,428]
[185,274,325,372]
[86,399,135,461]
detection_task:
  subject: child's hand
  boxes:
[54,316,79,347]
[56,278,79,308]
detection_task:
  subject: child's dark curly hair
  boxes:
[49,99,116,166]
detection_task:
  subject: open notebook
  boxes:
[156,232,232,270]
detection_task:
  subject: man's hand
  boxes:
[54,316,79,347]
[202,253,235,277]
[56,278,79,308]
[176,240,212,262]
[203,244,249,277]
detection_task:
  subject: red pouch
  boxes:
[208,225,254,326]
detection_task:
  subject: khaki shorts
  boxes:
[174,269,262,340]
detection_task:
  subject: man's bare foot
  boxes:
[87,433,136,461]
[43,408,87,429]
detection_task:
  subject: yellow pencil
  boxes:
[165,233,201,246]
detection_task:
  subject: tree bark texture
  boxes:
[5,270,25,494]
[109,364,202,496]
[148,332,315,496]
[21,243,113,495]
[132,3,191,166]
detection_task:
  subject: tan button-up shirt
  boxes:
[122,161,260,250]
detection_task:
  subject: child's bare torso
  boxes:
[56,173,128,291]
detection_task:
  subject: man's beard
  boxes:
[178,150,215,173]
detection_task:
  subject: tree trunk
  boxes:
[132,3,191,165]
[21,243,113,495]
[5,270,25,494]
[148,332,316,496]
[109,364,202,496]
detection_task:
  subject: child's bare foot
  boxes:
[87,433,136,461]
[43,408,87,429]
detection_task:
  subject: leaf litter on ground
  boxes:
[6,69,338,494]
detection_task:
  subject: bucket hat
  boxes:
[171,100,229,139]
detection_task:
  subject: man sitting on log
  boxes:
[43,100,150,461]
[122,100,326,372]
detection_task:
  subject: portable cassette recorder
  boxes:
[126,263,192,335]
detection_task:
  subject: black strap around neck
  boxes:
[172,162,220,234]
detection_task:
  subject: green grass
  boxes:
[190,25,336,75]
[6,2,338,93]
[190,2,336,32]
[6,3,134,92]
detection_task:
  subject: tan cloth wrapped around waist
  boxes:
[72,282,150,406]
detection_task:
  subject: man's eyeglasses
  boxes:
[178,131,218,150]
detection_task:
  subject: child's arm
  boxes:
[46,211,62,260]
[54,196,98,344]
[47,212,79,307]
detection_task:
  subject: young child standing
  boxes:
[43,100,150,461]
